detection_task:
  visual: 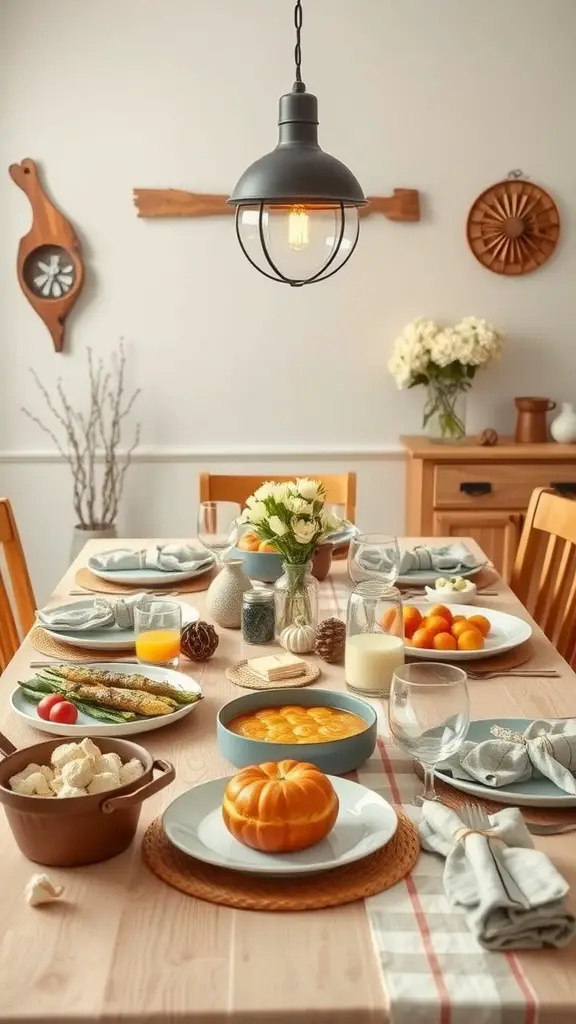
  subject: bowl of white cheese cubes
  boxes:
[0,731,174,866]
[424,575,478,605]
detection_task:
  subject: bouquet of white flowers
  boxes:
[388,317,504,440]
[240,478,341,564]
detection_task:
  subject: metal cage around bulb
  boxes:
[228,46,366,286]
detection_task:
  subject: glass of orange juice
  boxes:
[134,600,182,668]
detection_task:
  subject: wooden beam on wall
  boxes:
[133,187,421,222]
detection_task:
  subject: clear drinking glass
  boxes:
[134,599,182,668]
[388,662,470,805]
[197,501,240,563]
[345,582,405,697]
[348,534,401,587]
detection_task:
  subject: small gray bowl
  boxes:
[217,688,377,776]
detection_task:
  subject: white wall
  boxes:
[1,0,576,604]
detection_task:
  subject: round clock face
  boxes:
[23,244,76,299]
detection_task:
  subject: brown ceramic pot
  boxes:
[312,542,334,582]
[0,732,174,867]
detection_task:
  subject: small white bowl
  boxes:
[424,582,477,604]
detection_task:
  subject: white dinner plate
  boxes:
[40,598,199,650]
[435,718,576,807]
[406,604,532,661]
[163,775,398,876]
[12,663,202,737]
[88,551,215,586]
[397,563,483,586]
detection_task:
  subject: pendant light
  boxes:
[228,0,366,286]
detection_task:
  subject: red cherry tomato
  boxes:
[48,701,78,725]
[37,694,66,721]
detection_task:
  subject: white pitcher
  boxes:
[550,403,576,444]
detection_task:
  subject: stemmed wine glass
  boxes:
[347,534,401,587]
[197,501,240,564]
[388,662,470,805]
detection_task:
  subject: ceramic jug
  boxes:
[206,560,252,628]
[514,397,556,443]
[550,402,576,444]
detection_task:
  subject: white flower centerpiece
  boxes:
[240,478,341,640]
[388,317,504,442]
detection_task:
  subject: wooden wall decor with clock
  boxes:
[466,173,560,276]
[133,186,421,223]
[9,158,85,352]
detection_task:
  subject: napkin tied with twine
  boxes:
[419,801,575,950]
[439,720,576,795]
[89,544,213,574]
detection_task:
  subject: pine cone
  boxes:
[181,620,219,661]
[314,617,346,664]
[478,427,498,446]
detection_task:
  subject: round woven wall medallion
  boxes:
[467,179,560,275]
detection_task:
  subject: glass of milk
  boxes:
[345,582,405,697]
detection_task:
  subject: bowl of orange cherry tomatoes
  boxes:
[391,601,532,662]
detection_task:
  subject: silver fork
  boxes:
[465,669,560,680]
[459,802,529,907]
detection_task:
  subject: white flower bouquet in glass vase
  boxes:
[240,479,342,640]
[388,317,504,442]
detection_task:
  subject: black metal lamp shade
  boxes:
[228,87,366,286]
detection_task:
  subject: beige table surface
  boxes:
[0,538,576,1024]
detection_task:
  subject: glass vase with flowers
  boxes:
[239,478,342,639]
[388,316,505,443]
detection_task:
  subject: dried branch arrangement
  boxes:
[22,344,141,529]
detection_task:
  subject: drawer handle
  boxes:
[552,482,576,497]
[460,481,492,497]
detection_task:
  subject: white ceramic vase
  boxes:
[207,560,252,628]
[550,403,576,444]
[71,524,117,561]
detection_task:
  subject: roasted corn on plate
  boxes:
[19,665,202,723]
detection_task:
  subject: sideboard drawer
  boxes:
[434,462,576,509]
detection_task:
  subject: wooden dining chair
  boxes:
[0,499,36,670]
[511,487,576,662]
[199,472,357,522]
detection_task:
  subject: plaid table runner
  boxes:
[320,577,537,1024]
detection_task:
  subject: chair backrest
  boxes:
[511,487,576,662]
[0,499,36,669]
[199,473,357,522]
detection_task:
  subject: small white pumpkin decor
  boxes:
[279,616,316,654]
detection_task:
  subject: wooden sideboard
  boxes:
[401,435,576,580]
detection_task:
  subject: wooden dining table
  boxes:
[1,537,576,1024]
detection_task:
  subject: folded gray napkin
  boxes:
[439,720,576,795]
[37,593,146,632]
[89,545,213,574]
[358,541,478,576]
[419,800,575,950]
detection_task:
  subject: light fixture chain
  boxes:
[294,0,303,82]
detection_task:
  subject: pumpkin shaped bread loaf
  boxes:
[222,759,339,853]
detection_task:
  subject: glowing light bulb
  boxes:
[288,205,310,250]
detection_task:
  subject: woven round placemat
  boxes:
[461,639,535,674]
[413,764,575,826]
[225,660,320,690]
[30,627,128,662]
[142,810,419,911]
[75,567,215,595]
